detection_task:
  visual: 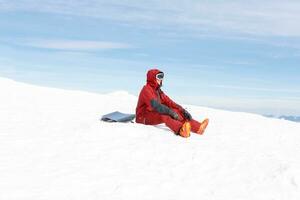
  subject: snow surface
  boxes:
[1,77,300,200]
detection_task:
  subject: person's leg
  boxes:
[172,108,207,134]
[144,111,184,133]
[145,109,209,135]
[144,112,164,125]
[189,118,209,134]
[168,108,191,137]
[189,119,201,133]
[161,115,183,133]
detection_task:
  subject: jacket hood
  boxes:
[146,69,163,90]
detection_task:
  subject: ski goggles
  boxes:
[156,72,164,80]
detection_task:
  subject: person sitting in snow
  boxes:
[136,69,209,138]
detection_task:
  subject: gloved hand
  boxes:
[182,109,192,120]
[169,110,180,120]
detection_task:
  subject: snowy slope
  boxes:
[1,77,300,200]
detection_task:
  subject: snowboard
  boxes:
[101,111,135,123]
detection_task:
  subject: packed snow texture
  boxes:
[1,77,300,200]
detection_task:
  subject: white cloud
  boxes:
[1,0,300,37]
[17,39,131,51]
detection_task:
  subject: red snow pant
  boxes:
[143,108,201,134]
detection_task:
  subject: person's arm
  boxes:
[150,99,179,119]
[160,90,192,120]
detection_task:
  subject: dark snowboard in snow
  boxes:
[101,111,135,123]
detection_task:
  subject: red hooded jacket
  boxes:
[135,69,182,123]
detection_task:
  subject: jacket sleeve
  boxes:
[160,90,183,111]
[150,99,174,116]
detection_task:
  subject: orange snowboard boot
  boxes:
[197,118,209,135]
[179,122,191,138]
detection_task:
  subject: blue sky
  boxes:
[0,0,300,115]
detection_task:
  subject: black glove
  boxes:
[182,109,192,120]
[169,110,180,120]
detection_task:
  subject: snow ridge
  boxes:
[1,77,300,200]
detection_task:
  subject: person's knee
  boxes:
[161,114,172,122]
